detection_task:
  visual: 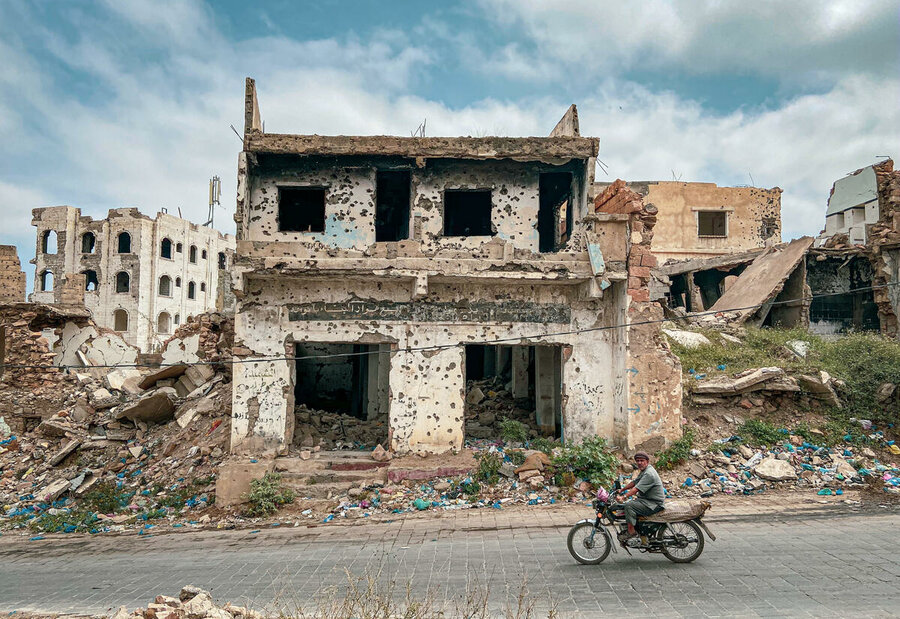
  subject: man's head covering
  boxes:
[633,451,650,462]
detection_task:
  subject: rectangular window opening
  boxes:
[463,344,561,440]
[697,211,727,237]
[539,172,573,252]
[279,187,326,233]
[375,171,411,242]
[443,190,493,237]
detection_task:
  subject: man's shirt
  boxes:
[634,464,665,506]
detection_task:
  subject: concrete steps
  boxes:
[275,451,388,497]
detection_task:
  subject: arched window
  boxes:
[201,249,207,260]
[200,282,206,292]
[81,232,96,254]
[218,252,226,269]
[160,238,172,259]
[157,312,171,335]
[39,270,54,292]
[188,281,196,299]
[82,270,99,291]
[41,230,57,254]
[174,314,181,326]
[189,245,197,263]
[117,232,131,253]
[176,242,183,253]
[115,271,130,293]
[159,275,172,297]
[113,309,129,332]
[175,277,181,288]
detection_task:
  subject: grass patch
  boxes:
[244,473,296,517]
[655,429,696,470]
[498,418,529,444]
[529,437,560,455]
[81,481,133,514]
[738,419,784,447]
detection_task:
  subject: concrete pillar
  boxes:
[366,344,392,420]
[511,346,530,399]
[535,346,559,435]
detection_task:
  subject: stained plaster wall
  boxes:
[230,276,624,455]
[597,182,782,264]
[30,206,235,352]
[243,156,587,254]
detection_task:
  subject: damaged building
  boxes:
[30,207,236,352]
[595,180,781,264]
[229,78,682,457]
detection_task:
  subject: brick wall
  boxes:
[0,246,26,303]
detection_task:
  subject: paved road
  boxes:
[1,505,898,617]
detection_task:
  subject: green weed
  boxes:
[244,473,296,517]
[475,451,502,484]
[498,418,529,444]
[551,436,618,488]
[655,429,696,470]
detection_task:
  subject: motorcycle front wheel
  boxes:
[661,520,705,563]
[567,522,611,564]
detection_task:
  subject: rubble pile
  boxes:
[0,318,234,536]
[162,312,234,367]
[687,365,844,411]
[110,585,262,619]
[292,405,387,450]
[464,377,543,440]
[663,421,900,500]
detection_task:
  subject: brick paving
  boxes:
[0,502,898,617]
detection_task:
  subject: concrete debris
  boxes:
[796,371,842,408]
[116,390,178,423]
[753,457,797,482]
[662,329,712,349]
[111,586,263,619]
[90,388,119,410]
[785,340,809,358]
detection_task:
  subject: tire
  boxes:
[661,520,705,563]
[567,522,611,565]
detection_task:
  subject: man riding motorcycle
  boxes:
[615,451,665,540]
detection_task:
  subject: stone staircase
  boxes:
[274,451,389,498]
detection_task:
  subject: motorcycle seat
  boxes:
[638,500,711,523]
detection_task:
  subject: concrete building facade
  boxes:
[0,246,27,303]
[596,181,782,264]
[30,207,235,352]
[817,163,881,246]
[230,79,682,457]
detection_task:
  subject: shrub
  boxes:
[739,419,783,447]
[475,451,502,484]
[551,436,618,488]
[655,429,696,470]
[530,436,560,455]
[498,418,529,444]
[82,480,132,514]
[506,450,526,466]
[244,473,295,517]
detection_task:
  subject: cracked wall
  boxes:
[0,246,26,303]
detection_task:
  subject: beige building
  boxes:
[229,78,681,457]
[596,181,782,264]
[30,206,235,352]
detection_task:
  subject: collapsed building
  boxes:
[229,78,682,457]
[595,180,781,264]
[30,207,236,352]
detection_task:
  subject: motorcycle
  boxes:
[567,476,716,564]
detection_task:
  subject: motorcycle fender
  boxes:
[694,518,716,542]
[574,519,617,553]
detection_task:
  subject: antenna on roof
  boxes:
[749,172,755,186]
[411,119,426,138]
[206,175,221,227]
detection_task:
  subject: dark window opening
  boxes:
[538,172,572,252]
[82,270,99,291]
[176,242,183,253]
[159,276,171,297]
[464,344,561,440]
[174,314,180,325]
[41,230,57,254]
[81,232,96,254]
[808,257,880,334]
[189,245,197,263]
[200,282,206,292]
[279,187,326,232]
[218,252,226,269]
[157,312,171,335]
[117,232,131,254]
[39,270,54,292]
[697,211,727,237]
[188,281,196,299]
[201,249,207,260]
[161,238,173,259]
[375,171,411,242]
[113,309,128,332]
[116,271,130,293]
[760,217,778,240]
[175,277,181,288]
[294,342,378,420]
[444,190,493,237]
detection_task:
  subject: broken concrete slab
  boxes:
[48,438,81,466]
[107,368,143,392]
[175,395,217,429]
[36,417,74,438]
[115,389,177,423]
[89,388,119,410]
[692,367,784,395]
[797,371,842,408]
[753,457,796,482]
[138,365,188,390]
[662,329,711,349]
[709,237,814,324]
[185,364,215,387]
[38,478,70,502]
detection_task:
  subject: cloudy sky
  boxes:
[1,0,898,290]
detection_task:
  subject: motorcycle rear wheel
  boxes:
[661,520,704,563]
[567,522,611,564]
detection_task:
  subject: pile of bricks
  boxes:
[165,312,234,365]
[593,178,659,303]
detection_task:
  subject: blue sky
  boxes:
[1,0,898,292]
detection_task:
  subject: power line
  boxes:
[2,281,896,372]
